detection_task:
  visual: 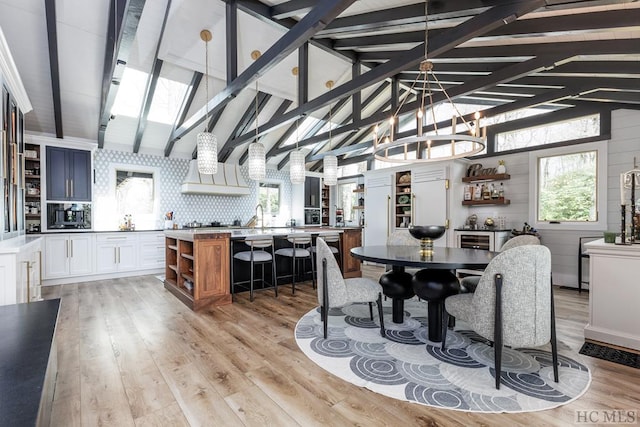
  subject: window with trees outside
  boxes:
[529,141,607,230]
[258,182,280,217]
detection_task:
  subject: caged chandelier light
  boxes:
[323,80,338,186]
[373,0,485,164]
[289,66,306,184]
[196,29,218,175]
[248,50,266,181]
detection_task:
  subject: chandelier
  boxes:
[289,66,306,184]
[373,0,485,164]
[248,50,266,181]
[196,29,217,175]
[323,80,338,186]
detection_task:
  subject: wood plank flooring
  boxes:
[41,267,640,426]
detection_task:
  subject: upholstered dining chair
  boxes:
[460,234,541,293]
[316,237,385,339]
[442,245,559,390]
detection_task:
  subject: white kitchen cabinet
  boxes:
[412,167,449,247]
[0,236,42,306]
[138,232,166,269]
[363,172,393,246]
[95,233,138,273]
[44,234,94,279]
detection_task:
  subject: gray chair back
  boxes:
[472,245,551,348]
[386,229,419,246]
[315,238,348,307]
[500,235,540,252]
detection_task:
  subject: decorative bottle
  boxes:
[497,160,506,174]
[499,182,505,199]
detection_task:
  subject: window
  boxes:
[116,170,155,216]
[496,114,600,152]
[337,181,358,222]
[258,182,280,216]
[529,141,607,230]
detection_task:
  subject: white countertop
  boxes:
[0,235,43,254]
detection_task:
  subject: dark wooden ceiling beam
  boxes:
[168,0,356,147]
[226,0,238,84]
[271,0,317,20]
[218,92,272,162]
[44,0,63,138]
[165,72,202,157]
[228,0,546,150]
[239,98,293,165]
[98,0,146,148]
[133,0,172,154]
[316,2,488,38]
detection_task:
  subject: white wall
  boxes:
[460,109,640,288]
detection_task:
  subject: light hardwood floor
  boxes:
[42,267,640,426]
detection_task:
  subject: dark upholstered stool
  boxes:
[379,266,415,323]
[412,269,460,342]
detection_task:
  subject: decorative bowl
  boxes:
[408,225,446,240]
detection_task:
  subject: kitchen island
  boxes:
[584,239,640,351]
[164,227,362,310]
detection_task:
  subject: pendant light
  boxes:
[289,66,305,184]
[248,50,266,181]
[196,29,217,175]
[323,80,338,186]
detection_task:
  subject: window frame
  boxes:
[528,141,607,231]
[258,180,282,217]
[108,163,160,230]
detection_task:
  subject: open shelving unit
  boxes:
[321,184,330,226]
[395,170,412,228]
[24,143,41,233]
[462,173,511,206]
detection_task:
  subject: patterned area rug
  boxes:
[295,300,591,413]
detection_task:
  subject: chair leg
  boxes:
[551,281,559,382]
[377,293,385,337]
[249,260,255,302]
[494,273,504,390]
[291,254,296,295]
[368,302,373,320]
[310,250,316,289]
[272,254,278,297]
[441,310,449,351]
[322,304,328,339]
[230,255,235,301]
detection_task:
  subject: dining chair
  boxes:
[442,245,559,390]
[460,234,541,293]
[231,235,277,302]
[379,229,420,322]
[275,233,315,294]
[316,237,385,339]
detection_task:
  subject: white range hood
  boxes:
[181,160,250,196]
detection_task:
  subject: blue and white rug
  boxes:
[295,300,591,413]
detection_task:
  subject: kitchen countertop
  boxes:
[0,299,60,426]
[165,226,362,240]
[0,235,43,254]
[454,228,512,232]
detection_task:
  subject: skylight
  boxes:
[111,68,188,125]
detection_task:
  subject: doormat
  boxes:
[579,342,640,369]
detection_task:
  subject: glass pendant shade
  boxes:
[323,154,338,186]
[289,150,306,184]
[197,131,217,174]
[248,141,266,181]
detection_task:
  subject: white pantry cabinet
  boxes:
[363,171,392,246]
[44,233,94,279]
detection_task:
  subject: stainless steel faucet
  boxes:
[255,203,264,229]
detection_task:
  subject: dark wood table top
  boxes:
[350,245,497,269]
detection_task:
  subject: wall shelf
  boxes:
[462,173,510,183]
[462,198,510,206]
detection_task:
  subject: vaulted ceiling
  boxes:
[1,0,639,170]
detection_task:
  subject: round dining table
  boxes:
[350,245,498,341]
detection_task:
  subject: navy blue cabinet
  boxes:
[46,147,91,201]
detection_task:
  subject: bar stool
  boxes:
[231,235,277,302]
[311,232,341,269]
[275,233,315,294]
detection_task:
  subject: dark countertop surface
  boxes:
[0,299,60,427]
[351,245,497,269]
[454,228,512,232]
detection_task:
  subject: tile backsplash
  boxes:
[93,149,292,230]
